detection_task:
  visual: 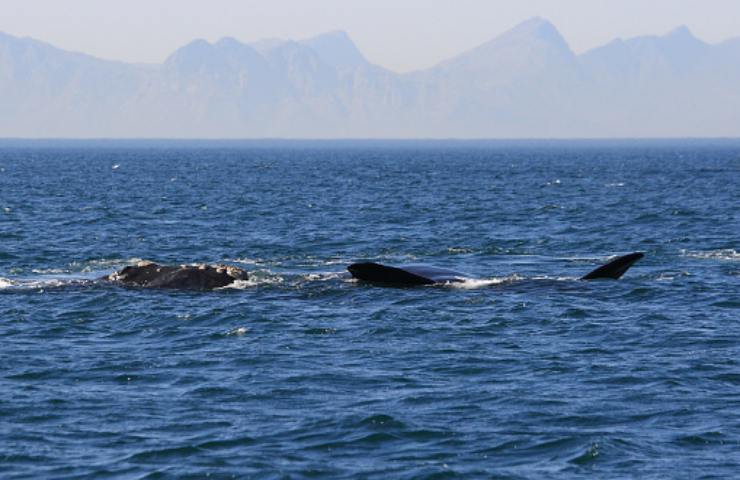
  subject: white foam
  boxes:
[528,275,579,282]
[291,258,349,268]
[36,279,70,288]
[227,327,248,336]
[226,257,265,266]
[77,257,146,272]
[448,273,580,289]
[31,268,67,274]
[40,257,148,275]
[681,249,740,262]
[218,270,284,289]
[447,247,476,254]
[303,271,346,282]
[448,274,523,289]
[317,259,350,266]
[19,279,70,290]
[566,255,612,263]
[0,275,96,291]
[657,271,691,281]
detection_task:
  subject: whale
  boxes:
[105,261,248,290]
[347,252,644,286]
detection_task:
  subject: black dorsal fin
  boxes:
[581,252,644,280]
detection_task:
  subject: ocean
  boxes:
[1,140,738,478]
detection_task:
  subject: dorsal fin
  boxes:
[581,252,644,280]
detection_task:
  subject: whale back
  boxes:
[108,262,248,290]
[349,252,644,286]
[399,265,468,283]
[348,262,467,285]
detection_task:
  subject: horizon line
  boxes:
[2,137,739,144]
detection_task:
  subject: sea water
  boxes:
[0,140,738,478]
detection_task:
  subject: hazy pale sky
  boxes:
[2,0,739,72]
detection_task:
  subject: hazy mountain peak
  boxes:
[164,36,268,77]
[212,37,264,64]
[663,25,708,49]
[509,17,558,37]
[495,16,569,49]
[586,23,706,59]
[172,38,212,55]
[666,25,693,39]
[215,36,243,48]
[301,30,367,69]
[164,38,220,73]
[619,24,705,49]
[165,38,214,61]
[430,16,574,78]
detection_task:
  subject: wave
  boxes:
[74,257,147,272]
[28,257,146,275]
[448,275,521,289]
[656,271,691,281]
[225,257,266,266]
[225,326,248,336]
[302,271,347,282]
[217,269,285,289]
[227,256,356,269]
[681,249,740,261]
[0,276,94,291]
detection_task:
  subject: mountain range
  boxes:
[2,18,739,138]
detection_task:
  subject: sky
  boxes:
[1,0,739,72]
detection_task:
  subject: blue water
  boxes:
[1,140,738,478]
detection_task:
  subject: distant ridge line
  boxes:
[1,18,739,138]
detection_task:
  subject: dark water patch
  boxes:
[126,445,204,464]
[304,327,338,335]
[673,431,732,447]
[712,300,740,308]
[197,435,257,451]
[356,414,407,431]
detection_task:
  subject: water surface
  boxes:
[1,140,738,478]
